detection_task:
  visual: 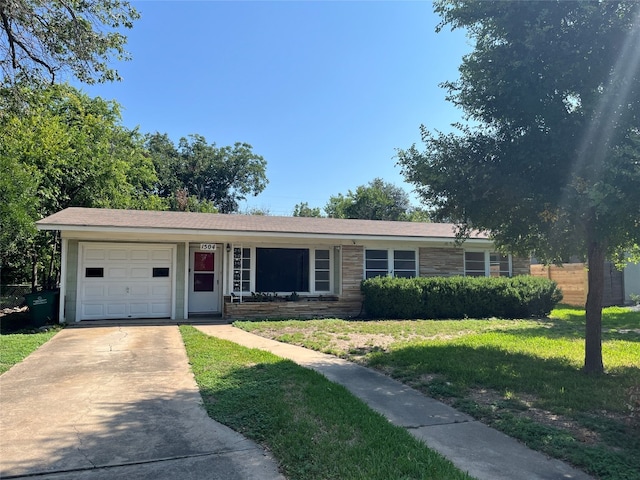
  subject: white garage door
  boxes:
[79,243,174,320]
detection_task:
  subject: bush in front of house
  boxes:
[361,276,563,319]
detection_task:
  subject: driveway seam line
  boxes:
[0,449,260,479]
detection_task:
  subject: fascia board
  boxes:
[43,224,493,246]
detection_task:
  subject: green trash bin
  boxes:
[24,290,59,327]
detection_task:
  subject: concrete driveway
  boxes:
[0,326,283,480]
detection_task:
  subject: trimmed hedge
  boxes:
[361,276,563,319]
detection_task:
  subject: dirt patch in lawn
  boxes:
[466,388,602,445]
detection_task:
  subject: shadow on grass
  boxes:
[490,317,640,343]
[367,342,639,414]
[184,328,471,480]
[366,342,640,480]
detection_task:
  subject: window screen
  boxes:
[465,252,486,276]
[315,249,331,291]
[365,250,388,279]
[393,250,416,278]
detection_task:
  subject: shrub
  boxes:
[361,275,562,319]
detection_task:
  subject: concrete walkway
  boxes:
[0,326,283,480]
[196,324,594,480]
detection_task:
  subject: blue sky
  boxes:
[79,1,471,215]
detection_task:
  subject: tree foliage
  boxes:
[145,133,268,214]
[0,83,159,286]
[0,0,139,85]
[292,202,323,218]
[397,0,640,373]
[324,178,427,221]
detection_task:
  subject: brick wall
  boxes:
[340,245,364,302]
[419,247,464,276]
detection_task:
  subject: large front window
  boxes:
[232,246,333,294]
[256,248,310,292]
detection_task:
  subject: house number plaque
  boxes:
[200,243,217,251]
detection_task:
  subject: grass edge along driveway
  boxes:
[235,306,640,480]
[0,328,59,375]
[180,325,472,480]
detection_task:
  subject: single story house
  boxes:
[36,207,530,323]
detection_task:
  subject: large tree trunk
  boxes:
[584,241,606,374]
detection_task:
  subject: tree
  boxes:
[145,133,268,213]
[397,1,640,374]
[324,178,422,221]
[0,0,139,85]
[0,83,160,286]
[292,202,323,218]
[0,154,39,283]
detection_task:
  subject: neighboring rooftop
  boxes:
[37,207,489,240]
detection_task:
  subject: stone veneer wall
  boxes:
[224,244,364,320]
[419,247,464,277]
[512,256,531,276]
[420,248,531,277]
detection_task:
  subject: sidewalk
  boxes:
[196,325,594,480]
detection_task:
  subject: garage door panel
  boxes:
[106,303,128,316]
[83,304,104,316]
[152,250,171,261]
[129,303,150,315]
[130,267,150,278]
[130,285,150,296]
[79,243,173,321]
[107,284,128,296]
[85,249,106,261]
[84,285,105,298]
[108,250,128,261]
[108,267,128,278]
[151,302,171,314]
[131,250,149,261]
[152,285,171,296]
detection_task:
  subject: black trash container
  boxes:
[24,290,59,327]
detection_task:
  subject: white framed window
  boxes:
[232,246,251,293]
[464,251,512,277]
[231,245,334,294]
[314,249,331,292]
[365,249,417,279]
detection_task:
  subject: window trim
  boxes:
[312,248,332,293]
[229,245,335,295]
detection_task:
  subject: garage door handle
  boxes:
[126,287,130,294]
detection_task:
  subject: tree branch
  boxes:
[0,9,17,68]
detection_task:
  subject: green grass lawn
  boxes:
[180,325,472,480]
[235,306,640,480]
[0,328,59,374]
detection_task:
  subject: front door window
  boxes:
[193,252,214,292]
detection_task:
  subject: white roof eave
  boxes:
[37,223,493,245]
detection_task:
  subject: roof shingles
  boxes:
[37,207,488,240]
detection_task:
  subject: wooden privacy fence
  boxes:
[530,263,624,307]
